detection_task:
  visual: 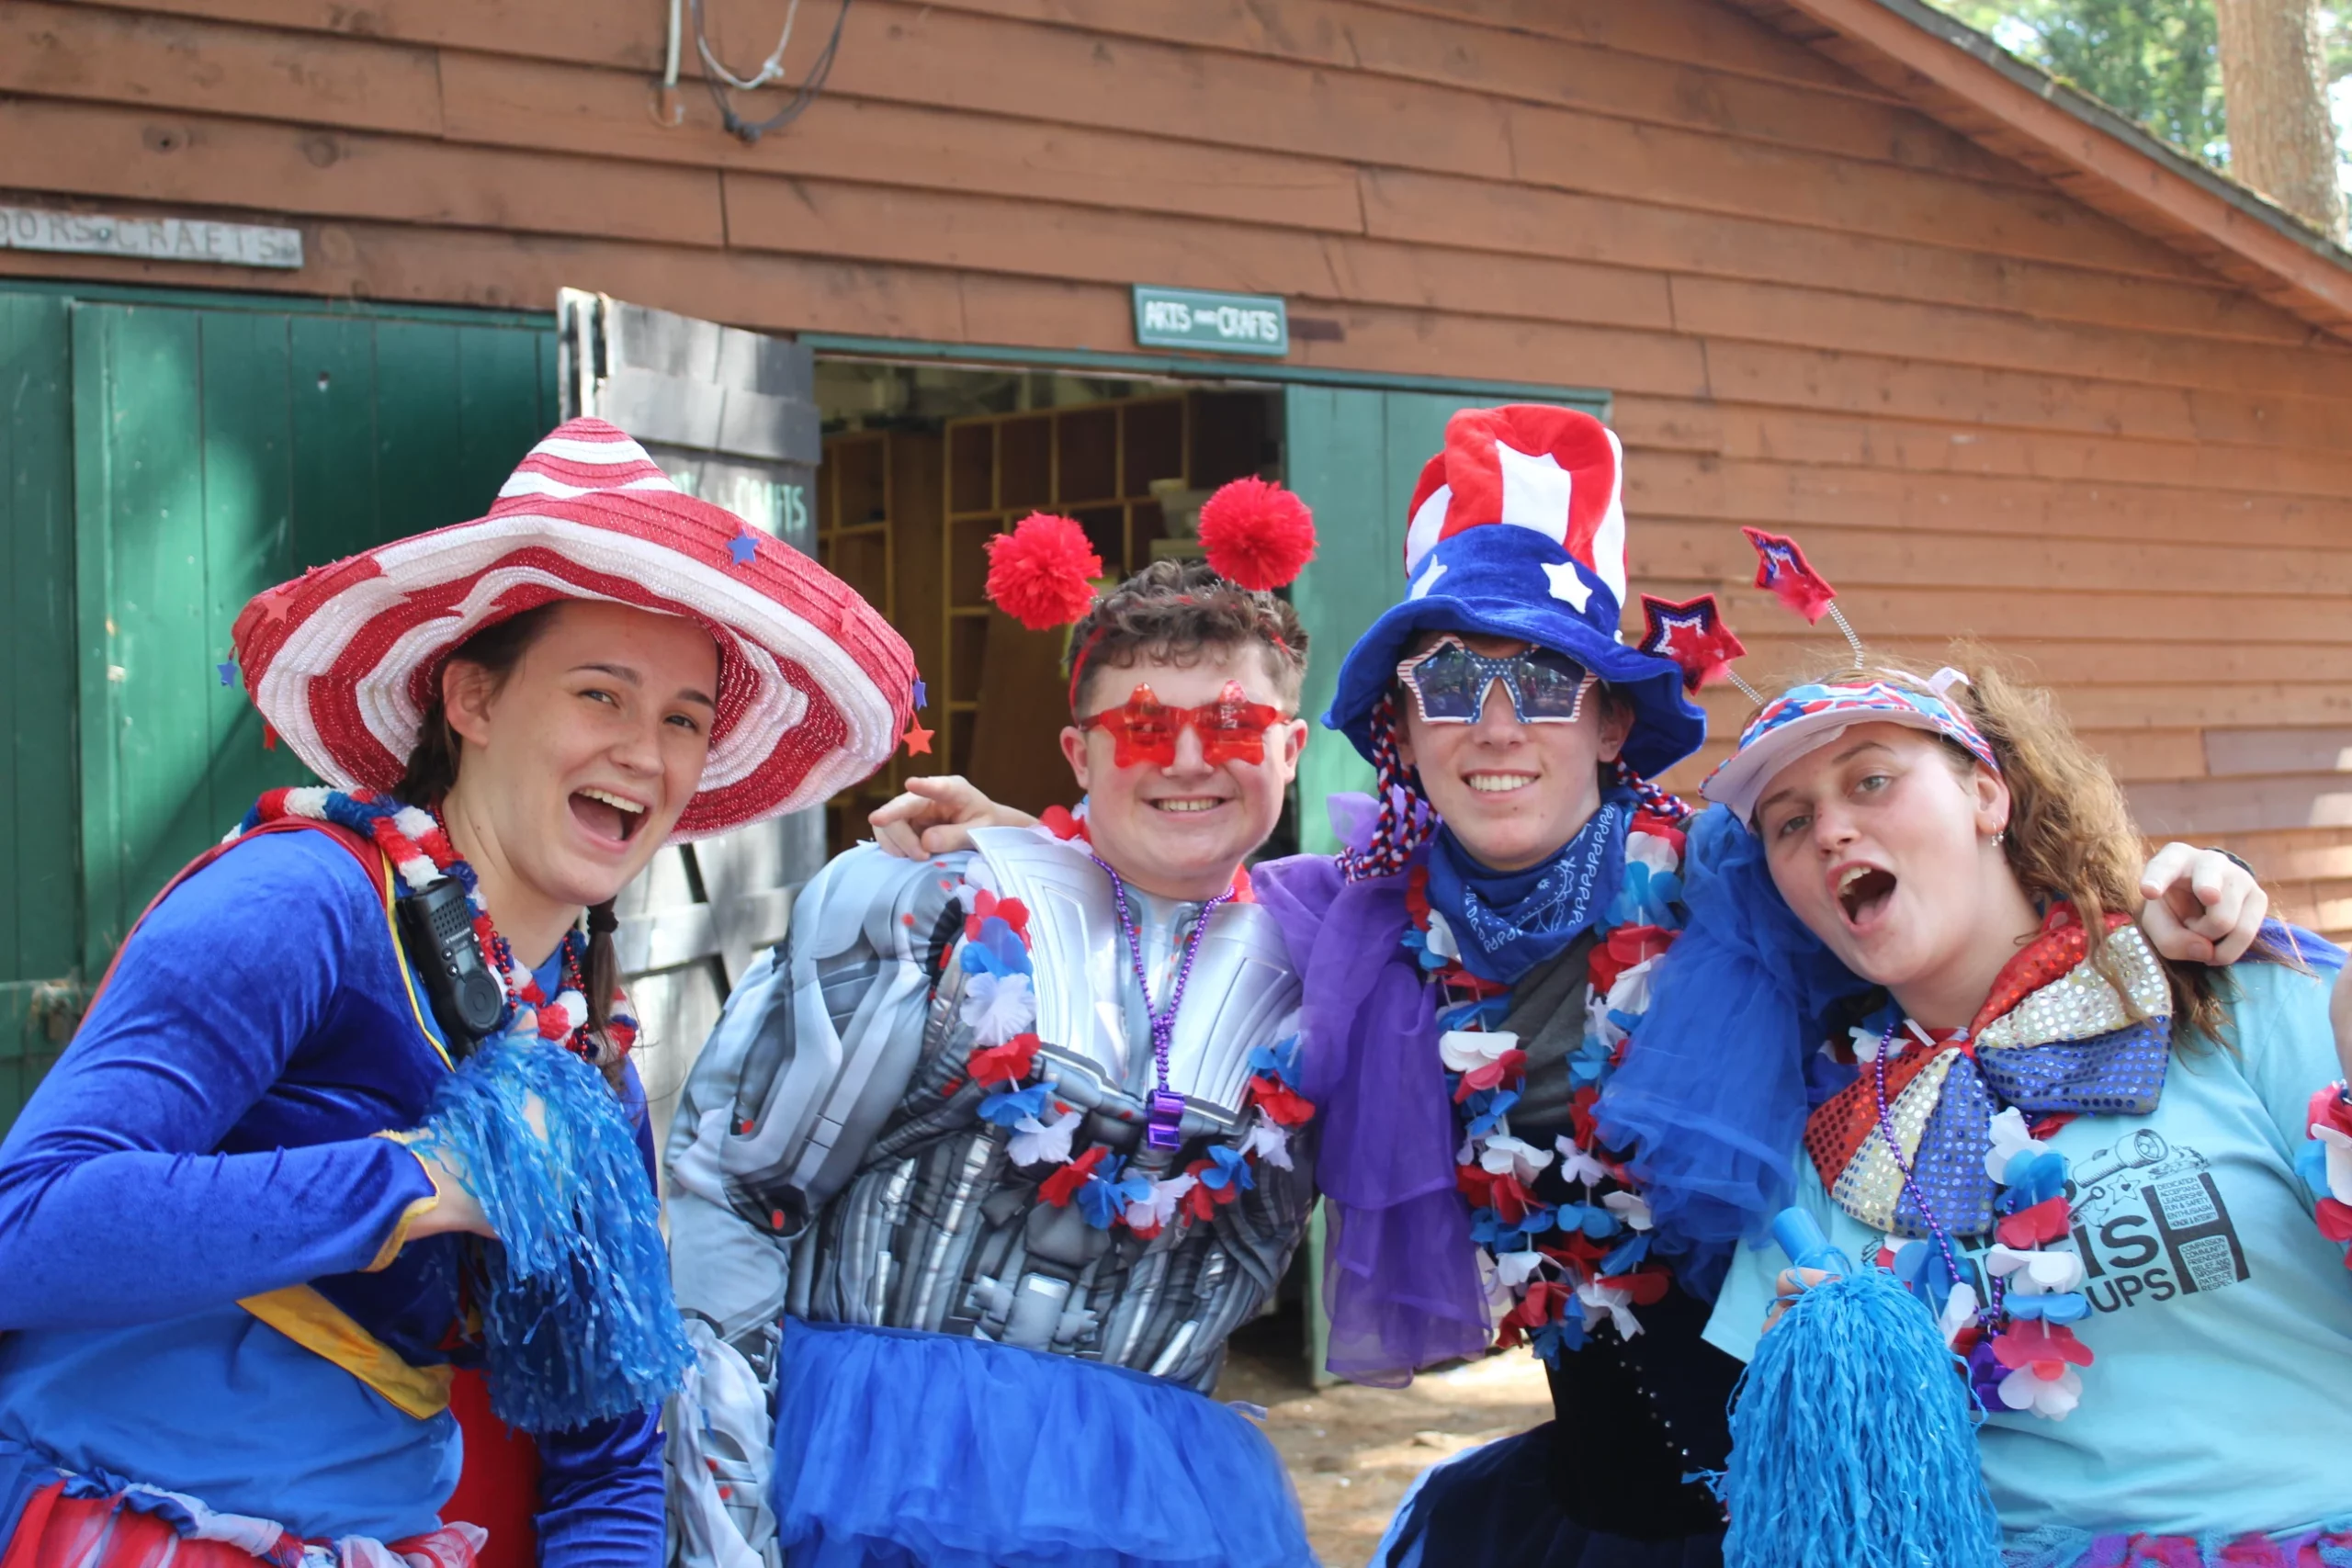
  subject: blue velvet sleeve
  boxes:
[0,831,438,1331]
[528,1064,665,1568]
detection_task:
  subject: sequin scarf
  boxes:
[1804,905,2173,1240]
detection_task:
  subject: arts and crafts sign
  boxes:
[1131,286,1288,357]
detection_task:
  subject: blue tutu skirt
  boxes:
[770,1320,1317,1568]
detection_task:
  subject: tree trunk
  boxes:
[2212,0,2347,238]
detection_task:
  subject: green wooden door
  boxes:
[0,292,81,1120]
[70,302,560,976]
[1284,388,1474,856]
[0,285,559,1131]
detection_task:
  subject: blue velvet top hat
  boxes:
[1327,405,1705,780]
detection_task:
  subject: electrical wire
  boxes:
[689,0,851,144]
[697,0,801,91]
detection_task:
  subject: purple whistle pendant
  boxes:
[1146,1089,1188,1151]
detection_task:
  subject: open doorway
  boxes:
[810,359,1283,852]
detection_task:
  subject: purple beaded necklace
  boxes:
[1869,1019,1998,1328]
[1089,851,1238,1150]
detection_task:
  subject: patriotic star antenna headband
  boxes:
[1691,528,2005,822]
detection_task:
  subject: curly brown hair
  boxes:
[1765,642,2273,1049]
[1064,558,1307,714]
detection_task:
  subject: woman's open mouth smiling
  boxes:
[1836,863,1898,929]
[571,786,649,846]
[1148,795,1228,815]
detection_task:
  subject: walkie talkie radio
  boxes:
[396,875,506,1054]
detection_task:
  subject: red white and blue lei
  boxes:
[1404,807,1689,1363]
[238,786,639,1066]
[937,834,1314,1238]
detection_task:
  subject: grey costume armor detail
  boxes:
[666,829,1310,1407]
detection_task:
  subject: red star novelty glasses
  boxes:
[1078,682,1288,768]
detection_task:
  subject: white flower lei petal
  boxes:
[1008,1106,1080,1168]
[1424,908,1460,960]
[1624,830,1679,874]
[959,971,1036,1046]
[2311,1120,2352,1205]
[2000,1365,2082,1421]
[1241,1116,1294,1171]
[1576,1279,1642,1339]
[1555,1138,1609,1186]
[1938,1281,1979,1347]
[1985,1243,2086,1295]
[1601,1190,1653,1231]
[1984,1106,2049,1181]
[1136,1173,1197,1229]
[1479,1134,1555,1183]
[1439,1029,1519,1072]
[1493,1249,1548,1288]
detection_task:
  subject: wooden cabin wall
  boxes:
[8,0,2352,938]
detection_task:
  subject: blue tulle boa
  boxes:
[770,1321,1316,1568]
[1597,807,1874,1288]
[1722,1269,1999,1568]
[413,1038,691,1432]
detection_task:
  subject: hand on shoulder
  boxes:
[868,775,1037,859]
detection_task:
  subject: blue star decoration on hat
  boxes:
[910,676,927,710]
[1637,593,1746,694]
[727,533,759,567]
[216,660,237,688]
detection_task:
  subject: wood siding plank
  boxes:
[913,0,2035,186]
[0,98,728,247]
[2,0,444,136]
[435,53,1369,235]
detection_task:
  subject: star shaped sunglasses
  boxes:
[1396,637,1598,726]
[1078,681,1288,768]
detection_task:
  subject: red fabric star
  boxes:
[900,721,935,756]
[1741,527,1838,624]
[1637,593,1747,694]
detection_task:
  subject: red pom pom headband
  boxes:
[979,479,1317,711]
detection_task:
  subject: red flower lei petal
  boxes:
[1040,1145,1109,1208]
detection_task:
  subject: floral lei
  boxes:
[934,840,1314,1238]
[1871,1087,2097,1421]
[240,786,639,1066]
[1403,805,1689,1364]
[2301,1085,2352,1267]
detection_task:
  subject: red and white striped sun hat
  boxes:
[232,417,914,840]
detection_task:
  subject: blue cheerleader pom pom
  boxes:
[414,1037,694,1432]
[1723,1213,2001,1568]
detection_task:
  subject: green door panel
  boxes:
[68,299,560,972]
[1283,387,1469,857]
[0,295,78,1124]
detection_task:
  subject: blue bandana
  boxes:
[1424,790,1631,986]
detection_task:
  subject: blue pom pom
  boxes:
[414,1039,693,1431]
[1724,1268,2001,1568]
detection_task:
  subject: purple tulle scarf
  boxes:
[1251,795,1494,1386]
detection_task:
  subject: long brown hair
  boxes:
[1771,643,2265,1047]
[397,601,629,1082]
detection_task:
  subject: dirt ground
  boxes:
[1213,1314,1554,1568]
